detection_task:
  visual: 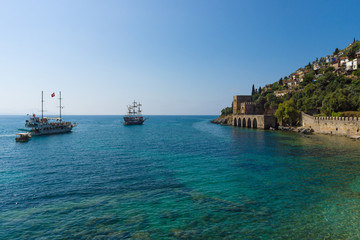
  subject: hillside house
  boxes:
[274,90,291,97]
[346,61,353,71]
[263,84,272,92]
[325,55,337,63]
[344,59,359,72]
[288,74,296,81]
[285,79,297,88]
[356,49,360,58]
[340,57,349,65]
[331,61,341,70]
[353,59,360,70]
[296,70,305,82]
[313,62,320,71]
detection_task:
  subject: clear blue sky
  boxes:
[0,0,359,115]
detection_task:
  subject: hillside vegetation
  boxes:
[243,39,360,126]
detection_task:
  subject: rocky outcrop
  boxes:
[350,135,360,140]
[211,115,233,125]
[278,126,313,134]
[297,127,314,134]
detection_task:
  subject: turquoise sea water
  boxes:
[1,115,360,239]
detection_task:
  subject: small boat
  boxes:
[15,132,31,142]
[123,100,148,125]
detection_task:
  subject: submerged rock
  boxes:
[278,126,294,131]
[349,135,360,140]
[131,231,151,240]
[160,210,179,220]
[124,215,145,226]
[169,229,201,239]
[297,128,314,134]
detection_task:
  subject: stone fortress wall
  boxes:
[301,112,360,136]
[233,115,276,129]
[232,95,276,129]
[233,95,253,114]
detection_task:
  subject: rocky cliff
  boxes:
[211,115,233,125]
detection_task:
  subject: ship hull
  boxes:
[123,116,146,125]
[30,127,73,136]
[123,121,145,125]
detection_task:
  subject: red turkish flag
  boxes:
[51,92,55,97]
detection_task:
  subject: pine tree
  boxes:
[354,37,356,43]
[334,48,339,55]
[258,86,262,94]
[279,78,283,85]
[251,84,255,96]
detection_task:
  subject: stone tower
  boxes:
[233,95,252,114]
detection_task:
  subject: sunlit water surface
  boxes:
[1,115,360,239]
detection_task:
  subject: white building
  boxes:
[353,59,359,70]
[346,61,353,71]
[340,58,349,65]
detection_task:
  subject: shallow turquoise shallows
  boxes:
[1,115,360,239]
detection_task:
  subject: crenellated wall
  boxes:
[301,112,360,136]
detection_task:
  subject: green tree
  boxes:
[306,62,312,69]
[353,68,360,77]
[333,48,339,55]
[301,73,315,86]
[221,106,233,116]
[271,82,280,91]
[275,99,300,126]
[348,47,356,60]
[325,66,335,73]
[251,84,255,96]
[258,86,262,94]
[279,78,283,85]
[322,91,352,115]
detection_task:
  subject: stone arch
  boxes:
[234,117,237,127]
[242,118,246,128]
[253,118,257,128]
[247,118,251,128]
[238,118,242,127]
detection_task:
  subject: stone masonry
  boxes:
[301,112,360,136]
[232,95,276,129]
[232,115,276,129]
[233,95,253,114]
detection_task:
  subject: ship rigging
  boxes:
[23,91,77,135]
[123,100,147,125]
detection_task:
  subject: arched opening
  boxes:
[247,118,251,128]
[238,118,241,127]
[253,118,257,128]
[234,118,237,127]
[242,118,246,128]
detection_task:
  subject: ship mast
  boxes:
[59,91,63,121]
[41,91,44,119]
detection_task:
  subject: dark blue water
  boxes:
[1,115,360,239]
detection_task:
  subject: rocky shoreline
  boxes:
[211,115,359,140]
[210,115,233,126]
